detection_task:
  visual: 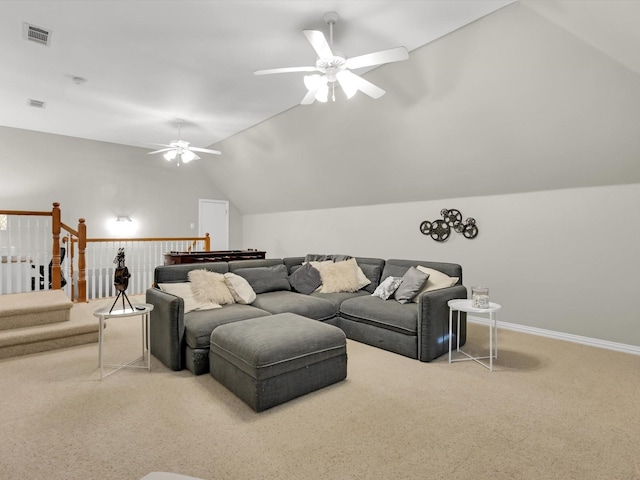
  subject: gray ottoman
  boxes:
[209,313,347,411]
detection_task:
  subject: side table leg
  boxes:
[448,308,453,364]
[99,316,104,380]
[495,312,498,360]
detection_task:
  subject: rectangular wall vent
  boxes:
[28,99,47,109]
[23,23,51,46]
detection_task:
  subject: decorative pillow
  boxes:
[157,282,221,313]
[318,258,361,293]
[233,264,291,294]
[188,269,235,305]
[371,276,404,301]
[223,273,256,304]
[413,266,459,301]
[394,266,430,304]
[288,262,322,295]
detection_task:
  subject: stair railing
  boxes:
[77,234,210,300]
[1,202,210,303]
[0,202,81,296]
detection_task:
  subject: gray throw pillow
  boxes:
[288,263,322,295]
[233,264,291,294]
[394,266,430,304]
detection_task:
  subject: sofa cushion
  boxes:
[188,269,236,305]
[380,264,411,282]
[157,282,221,314]
[310,290,368,311]
[224,272,257,304]
[394,266,430,304]
[288,262,322,294]
[184,304,271,349]
[251,291,336,321]
[234,264,291,294]
[340,295,419,335]
[372,276,403,300]
[358,262,382,294]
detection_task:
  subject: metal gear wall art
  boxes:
[420,209,478,242]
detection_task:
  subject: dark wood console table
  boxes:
[164,250,266,265]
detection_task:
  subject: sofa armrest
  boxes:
[417,285,468,362]
[146,287,185,371]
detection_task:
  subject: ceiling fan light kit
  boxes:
[255,11,409,105]
[148,119,221,166]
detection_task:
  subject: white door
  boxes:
[199,199,229,250]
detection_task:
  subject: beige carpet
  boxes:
[0,294,638,480]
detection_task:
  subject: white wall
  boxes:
[244,183,640,348]
[0,126,243,245]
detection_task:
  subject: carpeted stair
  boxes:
[0,290,98,359]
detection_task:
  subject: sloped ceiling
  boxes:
[0,0,514,150]
[204,1,640,214]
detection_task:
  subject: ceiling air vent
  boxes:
[23,23,51,46]
[28,99,46,109]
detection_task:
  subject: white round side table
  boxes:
[93,303,154,380]
[448,299,502,372]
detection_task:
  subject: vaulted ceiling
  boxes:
[2,1,640,215]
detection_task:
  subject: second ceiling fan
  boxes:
[254,12,409,105]
[148,119,221,166]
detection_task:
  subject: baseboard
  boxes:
[468,315,640,356]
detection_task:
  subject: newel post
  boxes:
[51,202,62,290]
[77,218,87,303]
[204,233,211,251]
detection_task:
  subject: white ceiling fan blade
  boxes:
[148,147,174,155]
[190,147,222,155]
[302,75,321,104]
[303,30,333,59]
[345,46,409,70]
[336,70,359,99]
[344,72,386,99]
[315,83,329,103]
[300,89,317,105]
[254,66,318,75]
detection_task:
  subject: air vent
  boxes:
[28,99,46,109]
[23,23,51,46]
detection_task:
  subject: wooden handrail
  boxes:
[84,234,210,243]
[2,204,210,303]
[0,210,52,216]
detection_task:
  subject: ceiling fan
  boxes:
[254,12,409,105]
[148,119,221,166]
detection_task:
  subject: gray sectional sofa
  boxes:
[146,256,468,375]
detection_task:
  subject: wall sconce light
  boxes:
[109,215,137,236]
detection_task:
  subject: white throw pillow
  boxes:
[412,266,459,301]
[224,272,257,304]
[318,258,361,293]
[157,282,221,313]
[188,269,235,305]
